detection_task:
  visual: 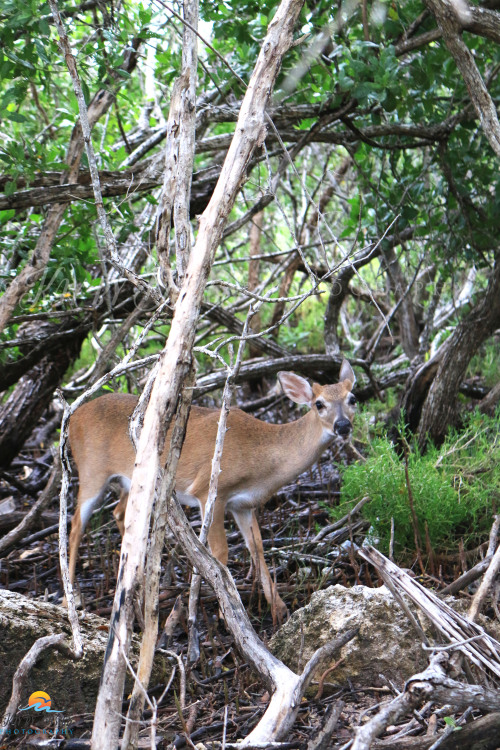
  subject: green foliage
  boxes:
[276,291,327,352]
[467,340,500,388]
[443,717,461,732]
[334,410,500,562]
[0,0,499,370]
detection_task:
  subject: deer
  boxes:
[67,360,357,619]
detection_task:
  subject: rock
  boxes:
[270,584,431,690]
[0,589,168,718]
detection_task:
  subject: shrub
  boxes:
[334,409,500,562]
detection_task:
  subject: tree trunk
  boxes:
[91,3,305,747]
[417,253,500,447]
[0,329,85,467]
[380,245,420,360]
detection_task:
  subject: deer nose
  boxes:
[334,418,352,437]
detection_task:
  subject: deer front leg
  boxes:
[199,496,229,566]
[232,508,288,622]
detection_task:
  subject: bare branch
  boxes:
[468,540,500,622]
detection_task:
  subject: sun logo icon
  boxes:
[20,692,63,714]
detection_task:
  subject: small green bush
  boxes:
[334,409,500,561]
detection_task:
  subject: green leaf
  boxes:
[81,79,91,106]
[0,210,16,223]
[5,111,27,122]
[3,48,35,70]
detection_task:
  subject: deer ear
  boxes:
[339,359,356,387]
[277,372,314,406]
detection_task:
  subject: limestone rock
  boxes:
[0,589,168,718]
[270,584,430,689]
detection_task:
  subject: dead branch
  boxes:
[194,354,348,395]
[58,391,84,657]
[306,701,344,750]
[486,515,500,558]
[439,555,493,596]
[358,545,500,680]
[201,301,291,358]
[371,714,500,749]
[167,490,358,745]
[468,540,500,623]
[351,685,421,750]
[353,651,500,750]
[188,311,254,659]
[309,496,370,545]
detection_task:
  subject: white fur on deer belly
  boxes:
[80,495,101,529]
[226,491,262,511]
[177,490,201,509]
[79,474,131,530]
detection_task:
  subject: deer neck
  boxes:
[271,409,331,488]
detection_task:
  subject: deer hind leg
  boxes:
[68,505,82,588]
[112,481,130,537]
[68,472,116,587]
[232,508,288,622]
[68,490,99,592]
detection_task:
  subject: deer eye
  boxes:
[348,394,357,406]
[315,400,325,411]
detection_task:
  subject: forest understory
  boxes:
[1,377,500,749]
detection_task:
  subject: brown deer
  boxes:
[68,360,357,618]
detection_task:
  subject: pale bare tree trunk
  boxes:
[90,2,305,747]
[121,1,199,745]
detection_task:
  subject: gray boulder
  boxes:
[270,584,430,689]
